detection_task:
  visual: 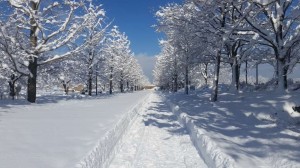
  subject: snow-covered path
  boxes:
[0,91,150,168]
[109,93,207,168]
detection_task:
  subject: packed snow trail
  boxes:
[109,93,207,168]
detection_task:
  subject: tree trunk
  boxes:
[174,74,178,92]
[9,81,15,100]
[88,72,92,96]
[109,66,113,94]
[232,56,239,90]
[27,58,37,103]
[62,80,70,95]
[174,57,178,92]
[256,64,258,85]
[88,52,93,96]
[185,64,189,95]
[211,50,221,102]
[204,63,208,85]
[120,81,124,92]
[277,58,287,91]
[95,71,98,95]
[211,4,225,102]
[120,73,124,93]
[245,60,248,85]
[27,1,38,103]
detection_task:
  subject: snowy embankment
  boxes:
[0,91,150,168]
[167,99,235,168]
[165,89,300,168]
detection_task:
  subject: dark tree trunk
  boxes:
[9,81,15,100]
[88,70,93,96]
[120,81,124,92]
[96,71,98,95]
[174,57,178,92]
[211,50,221,102]
[27,1,38,103]
[27,57,37,103]
[88,51,94,96]
[109,67,113,94]
[232,57,240,90]
[174,74,178,92]
[245,60,248,85]
[62,80,70,95]
[8,74,16,100]
[255,64,258,85]
[185,65,189,94]
[235,64,240,90]
[185,63,189,95]
[204,63,208,85]
[211,4,225,102]
[284,68,288,89]
[120,73,124,93]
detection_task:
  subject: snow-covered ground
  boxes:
[109,93,207,168]
[1,88,300,168]
[0,91,150,168]
[166,88,300,168]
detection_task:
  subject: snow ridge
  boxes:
[167,100,236,168]
[77,93,151,168]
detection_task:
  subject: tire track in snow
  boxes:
[109,93,207,168]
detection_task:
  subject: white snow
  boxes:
[109,93,207,168]
[166,89,300,168]
[1,89,300,168]
[0,91,150,168]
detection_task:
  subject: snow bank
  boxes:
[167,101,236,168]
[165,90,300,168]
[77,93,151,168]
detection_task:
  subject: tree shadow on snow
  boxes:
[164,91,300,164]
[143,101,188,136]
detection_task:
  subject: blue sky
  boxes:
[96,0,183,82]
[99,0,183,57]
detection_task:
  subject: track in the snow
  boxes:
[109,93,207,168]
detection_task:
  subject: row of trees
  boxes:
[153,0,300,101]
[0,0,148,102]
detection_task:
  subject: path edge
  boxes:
[76,92,152,168]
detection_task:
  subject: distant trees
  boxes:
[153,40,181,92]
[102,26,148,94]
[153,0,300,101]
[155,3,205,94]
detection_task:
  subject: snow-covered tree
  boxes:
[234,0,300,91]
[153,40,183,91]
[73,3,107,96]
[101,26,147,93]
[155,2,207,94]
[102,26,124,94]
[0,0,105,102]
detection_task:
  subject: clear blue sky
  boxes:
[99,0,183,57]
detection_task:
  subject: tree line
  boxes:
[0,0,149,102]
[153,0,300,101]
